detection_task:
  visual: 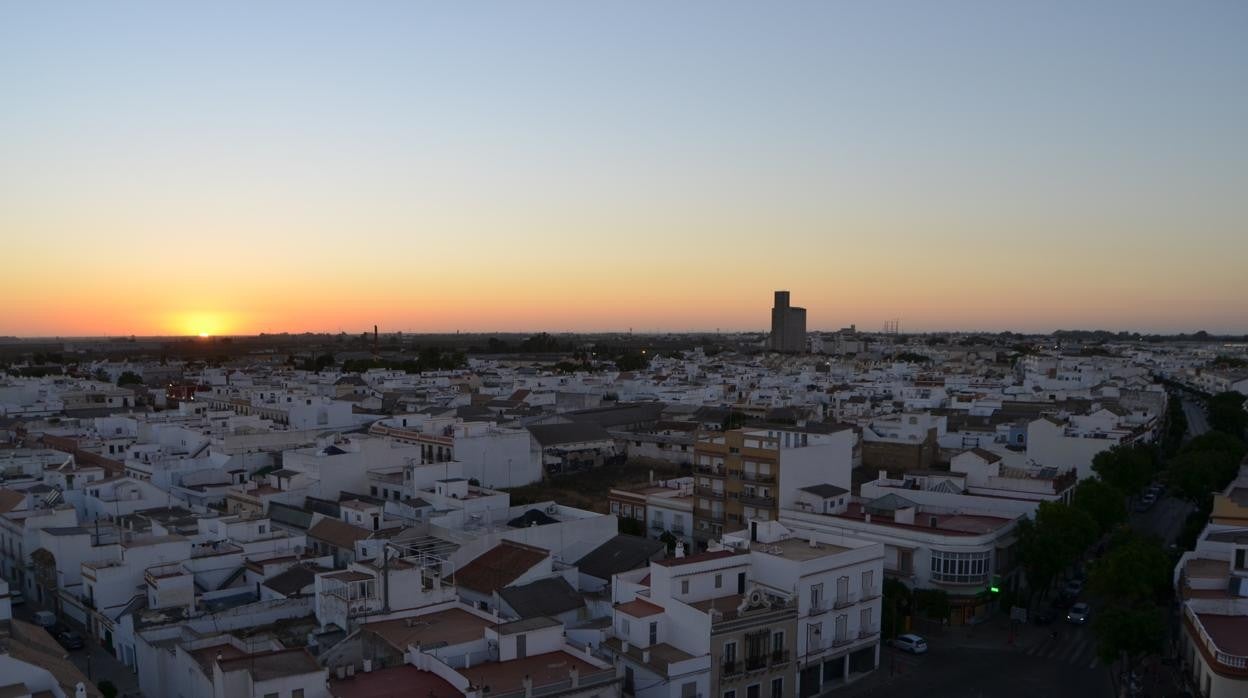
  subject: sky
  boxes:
[1,1,1246,337]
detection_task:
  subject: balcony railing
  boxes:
[694,486,725,499]
[770,649,792,665]
[860,586,880,601]
[702,511,725,523]
[733,492,776,508]
[831,635,853,648]
[722,660,741,676]
[833,593,855,609]
[738,472,776,484]
[858,626,879,640]
[1185,605,1248,672]
[695,465,725,476]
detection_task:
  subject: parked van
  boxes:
[33,610,56,628]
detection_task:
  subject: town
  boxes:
[0,294,1245,698]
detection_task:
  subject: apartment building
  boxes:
[782,489,1019,626]
[1173,464,1248,698]
[722,521,886,697]
[607,548,793,698]
[691,425,853,548]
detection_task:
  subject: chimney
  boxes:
[809,537,818,548]
[642,649,651,663]
[522,674,533,698]
[878,469,887,482]
[75,684,87,698]
[674,542,685,558]
[622,640,630,653]
[570,667,580,687]
[864,513,871,523]
[649,469,654,484]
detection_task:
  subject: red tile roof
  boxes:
[329,665,459,697]
[455,541,548,594]
[615,598,664,618]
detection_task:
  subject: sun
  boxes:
[198,332,210,338]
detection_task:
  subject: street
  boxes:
[841,628,1113,698]
[1181,398,1210,439]
[1129,494,1191,546]
[11,602,141,697]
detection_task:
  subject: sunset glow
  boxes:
[1,2,1246,336]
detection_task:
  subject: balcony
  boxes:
[695,465,725,477]
[809,602,828,616]
[733,492,776,508]
[739,472,776,484]
[722,660,741,676]
[694,486,725,500]
[860,586,880,601]
[833,593,855,609]
[701,511,725,523]
[650,521,665,531]
[858,626,879,640]
[832,635,854,648]
[770,650,792,665]
[1184,605,1248,675]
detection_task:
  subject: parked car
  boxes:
[1032,608,1059,626]
[1063,579,1084,596]
[1054,592,1077,609]
[891,634,928,654]
[9,591,24,606]
[1066,602,1091,624]
[55,629,85,650]
[33,610,57,628]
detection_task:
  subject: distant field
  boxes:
[505,459,686,513]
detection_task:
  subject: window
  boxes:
[771,678,783,698]
[621,618,630,636]
[610,501,620,514]
[724,692,736,698]
[681,580,690,594]
[293,691,304,698]
[715,574,722,589]
[807,622,820,650]
[860,607,873,635]
[929,550,991,584]
[810,582,823,610]
[648,621,658,645]
[862,569,874,596]
[747,685,760,698]
[370,486,378,496]
[263,694,278,698]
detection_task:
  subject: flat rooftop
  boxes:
[754,537,849,560]
[362,607,491,650]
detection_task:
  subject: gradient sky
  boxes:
[2,1,1246,337]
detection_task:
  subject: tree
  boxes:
[1071,479,1126,535]
[1089,535,1172,685]
[117,371,143,387]
[1088,534,1170,604]
[1091,444,1155,498]
[1092,605,1166,675]
[881,578,912,639]
[1167,449,1239,504]
[1017,502,1098,601]
[1207,391,1247,437]
[658,530,679,555]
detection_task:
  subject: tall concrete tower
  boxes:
[770,290,807,353]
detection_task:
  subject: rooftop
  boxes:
[217,648,321,681]
[329,665,459,698]
[362,607,492,651]
[460,651,605,695]
[753,537,849,560]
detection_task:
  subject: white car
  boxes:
[892,634,928,654]
[1066,602,1091,624]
